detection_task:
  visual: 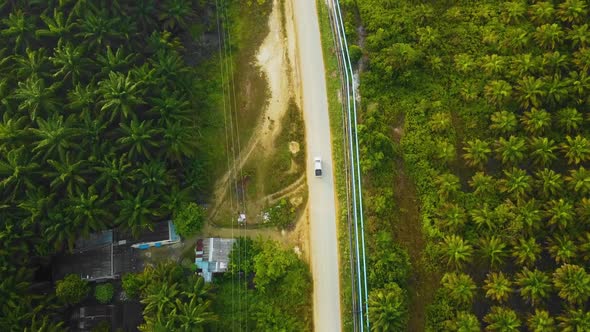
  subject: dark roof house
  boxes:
[53,221,180,282]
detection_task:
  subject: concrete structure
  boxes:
[195,238,236,282]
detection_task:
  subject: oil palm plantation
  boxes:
[548,235,577,264]
[500,167,532,200]
[520,108,551,135]
[444,311,480,332]
[556,107,583,133]
[560,135,590,165]
[490,111,518,135]
[479,236,508,269]
[117,119,160,160]
[483,272,512,303]
[463,139,491,169]
[529,137,557,167]
[98,71,145,122]
[495,136,526,165]
[557,308,590,332]
[534,168,563,198]
[565,166,590,196]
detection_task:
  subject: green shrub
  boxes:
[55,274,89,305]
[268,199,295,229]
[174,202,205,237]
[122,273,142,299]
[349,44,363,65]
[94,283,114,304]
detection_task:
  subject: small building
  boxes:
[53,221,180,282]
[195,238,236,282]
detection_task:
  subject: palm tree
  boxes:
[561,135,590,165]
[1,10,35,51]
[517,268,553,306]
[35,9,76,39]
[12,75,58,121]
[484,272,512,303]
[521,108,551,135]
[129,0,158,34]
[481,54,506,76]
[454,54,476,74]
[534,168,563,197]
[50,40,91,83]
[137,160,170,195]
[512,237,541,267]
[0,148,39,199]
[116,188,157,237]
[45,152,87,196]
[567,24,590,47]
[43,203,81,251]
[501,1,527,23]
[557,0,588,24]
[96,46,136,76]
[76,7,121,51]
[502,27,530,53]
[460,83,479,103]
[150,49,190,89]
[438,203,466,232]
[545,198,575,230]
[368,283,408,332]
[463,139,491,169]
[29,114,81,160]
[500,167,531,200]
[544,74,570,106]
[484,80,512,105]
[529,137,557,167]
[434,173,461,200]
[541,51,569,74]
[18,186,54,225]
[25,315,66,332]
[11,48,50,79]
[441,235,473,269]
[515,199,544,232]
[0,112,27,152]
[495,136,526,165]
[66,187,112,232]
[141,282,179,316]
[148,91,192,126]
[162,121,198,162]
[469,172,496,198]
[557,308,590,331]
[565,166,590,196]
[432,140,455,165]
[98,71,145,122]
[556,108,583,133]
[117,120,160,160]
[484,306,521,332]
[576,198,590,225]
[552,264,590,305]
[479,236,508,269]
[174,296,216,330]
[490,111,518,135]
[444,311,480,332]
[534,24,565,50]
[528,309,556,332]
[578,232,590,261]
[515,76,545,109]
[67,82,97,114]
[573,47,590,72]
[94,153,133,196]
[428,112,452,133]
[470,203,496,231]
[568,70,590,97]
[509,53,538,77]
[548,235,577,264]
[159,0,195,31]
[441,272,477,306]
[528,1,555,25]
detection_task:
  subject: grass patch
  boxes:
[263,99,305,195]
[316,1,354,330]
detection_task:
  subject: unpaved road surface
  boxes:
[291,0,342,330]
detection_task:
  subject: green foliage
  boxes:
[55,274,89,305]
[267,199,295,229]
[94,283,114,304]
[122,273,142,299]
[368,282,408,332]
[173,202,205,238]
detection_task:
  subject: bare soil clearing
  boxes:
[206,0,310,253]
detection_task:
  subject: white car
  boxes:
[314,157,322,177]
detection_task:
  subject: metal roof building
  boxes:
[195,238,236,282]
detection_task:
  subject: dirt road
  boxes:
[291,0,342,330]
